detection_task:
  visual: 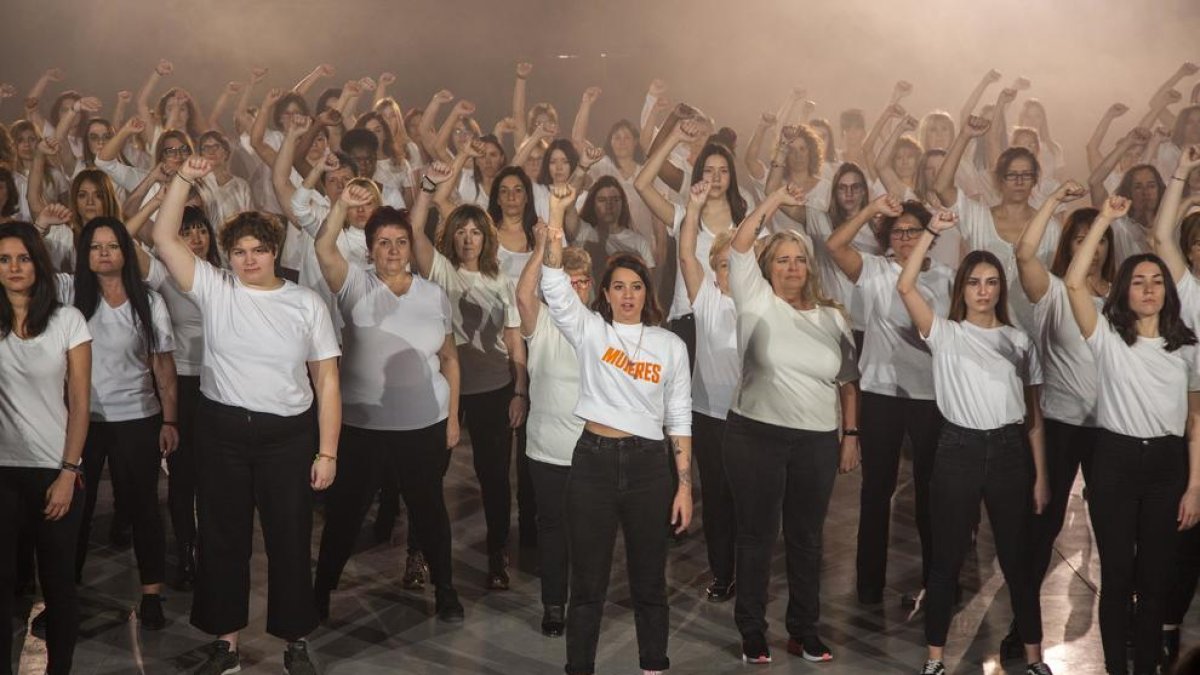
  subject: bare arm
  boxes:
[1088,128,1147,207]
[678,181,711,304]
[151,157,213,292]
[986,87,1018,172]
[512,62,533,146]
[45,340,91,522]
[828,196,897,283]
[1087,103,1130,172]
[418,90,452,161]
[1026,385,1048,514]
[960,69,1002,124]
[743,113,777,183]
[933,115,991,207]
[898,211,958,336]
[1150,62,1198,129]
[731,184,803,254]
[437,335,461,449]
[314,184,363,294]
[410,162,453,277]
[1065,198,1126,338]
[26,68,65,136]
[272,114,311,221]
[112,90,132,131]
[207,81,241,133]
[571,86,602,151]
[875,115,919,199]
[293,64,335,96]
[432,100,475,164]
[151,352,179,454]
[636,121,699,226]
[511,121,555,170]
[135,60,172,147]
[1017,181,1084,303]
[250,88,284,167]
[307,357,341,491]
[516,223,547,337]
[503,327,528,428]
[1154,144,1200,282]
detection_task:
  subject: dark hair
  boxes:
[364,206,413,249]
[0,222,60,338]
[1049,208,1115,281]
[181,206,221,266]
[948,250,1010,325]
[219,211,285,256]
[273,93,310,130]
[711,127,738,153]
[993,146,1040,186]
[592,253,663,326]
[876,200,932,251]
[341,128,379,156]
[437,204,500,278]
[196,129,232,157]
[538,138,580,186]
[1171,105,1200,147]
[809,118,836,162]
[1103,253,1197,350]
[580,176,632,231]
[487,166,536,250]
[0,123,15,166]
[49,90,88,140]
[1115,164,1165,219]
[0,167,18,217]
[471,134,507,190]
[74,218,157,349]
[691,143,747,223]
[355,111,396,159]
[82,118,124,168]
[154,129,194,165]
[839,109,866,132]
[829,162,869,227]
[155,88,203,140]
[604,119,645,163]
[1181,212,1200,262]
[315,88,342,114]
[70,170,123,228]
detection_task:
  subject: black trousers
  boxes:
[1031,419,1097,587]
[693,412,735,584]
[722,412,839,640]
[856,392,941,596]
[1089,430,1186,675]
[516,422,537,541]
[1167,525,1200,626]
[460,384,515,554]
[529,458,570,606]
[315,422,453,593]
[667,314,696,371]
[0,468,84,675]
[76,416,167,585]
[924,422,1042,647]
[565,431,673,674]
[167,375,202,549]
[190,397,319,641]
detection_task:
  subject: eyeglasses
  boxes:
[1003,171,1037,184]
[570,278,592,289]
[162,146,193,159]
[836,183,866,195]
[199,143,225,154]
[890,227,925,241]
[87,133,115,142]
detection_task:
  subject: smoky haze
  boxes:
[2,0,1198,179]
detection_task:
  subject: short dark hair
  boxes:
[592,253,663,326]
[341,128,380,156]
[876,200,932,251]
[364,206,413,249]
[219,211,285,256]
[0,167,18,217]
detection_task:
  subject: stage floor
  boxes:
[14,440,1168,674]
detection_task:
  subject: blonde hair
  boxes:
[756,229,841,310]
[562,246,592,275]
[709,231,734,269]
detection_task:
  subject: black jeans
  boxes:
[0,468,84,675]
[167,375,202,549]
[1089,430,1186,675]
[722,412,839,640]
[693,412,735,584]
[1031,419,1097,587]
[667,314,696,371]
[315,422,453,593]
[530,458,571,606]
[565,431,673,674]
[516,422,537,542]
[76,416,167,586]
[856,392,941,596]
[190,397,319,641]
[460,384,515,554]
[1166,524,1200,626]
[924,422,1042,647]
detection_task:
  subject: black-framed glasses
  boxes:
[162,146,192,159]
[890,227,925,241]
[1003,171,1037,184]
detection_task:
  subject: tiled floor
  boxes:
[13,443,1187,674]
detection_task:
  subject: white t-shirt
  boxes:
[525,306,585,465]
[146,256,205,377]
[667,203,767,320]
[805,210,883,331]
[588,156,665,247]
[1178,272,1200,331]
[690,280,739,419]
[1087,314,1200,438]
[0,306,92,469]
[1032,276,1102,426]
[94,156,148,195]
[200,173,253,229]
[1109,215,1151,270]
[607,227,656,269]
[923,315,1043,430]
[539,266,691,440]
[427,251,521,395]
[186,258,341,416]
[336,266,451,430]
[856,254,954,399]
[498,245,534,287]
[727,247,859,432]
[42,225,76,273]
[456,171,491,209]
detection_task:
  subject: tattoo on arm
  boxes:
[754,213,767,234]
[673,439,692,488]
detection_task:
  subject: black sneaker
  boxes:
[30,608,47,639]
[919,659,945,675]
[487,551,510,591]
[541,604,564,637]
[705,578,735,603]
[401,551,428,590]
[139,594,166,631]
[741,632,772,664]
[284,640,319,675]
[193,640,240,675]
[1026,662,1053,675]
[435,588,465,624]
[787,635,832,662]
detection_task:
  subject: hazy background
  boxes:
[2,0,1198,179]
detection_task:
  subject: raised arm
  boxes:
[293,64,335,97]
[207,81,242,133]
[25,68,65,135]
[152,157,213,292]
[960,69,1002,125]
[271,114,310,220]
[112,89,132,130]
[27,139,58,220]
[432,99,475,164]
[314,183,367,294]
[512,62,534,146]
[636,119,700,226]
[1065,196,1128,338]
[678,180,713,304]
[986,86,1019,171]
[764,127,810,223]
[1154,144,1200,282]
[516,221,548,337]
[829,194,900,283]
[417,89,453,161]
[373,72,396,105]
[511,120,556,169]
[1087,103,1130,172]
[1088,127,1148,207]
[1017,181,1086,303]
[135,59,172,146]
[731,183,804,254]
[933,114,991,207]
[571,86,602,151]
[232,67,268,136]
[743,112,778,183]
[1150,62,1198,129]
[249,87,285,167]
[875,115,919,198]
[410,161,453,278]
[639,87,672,154]
[99,115,144,163]
[899,210,957,337]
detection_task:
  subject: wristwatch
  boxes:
[421,175,437,193]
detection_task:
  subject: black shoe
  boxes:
[741,632,772,664]
[435,588,464,624]
[919,659,945,675]
[1164,627,1182,665]
[109,518,132,548]
[787,635,832,662]
[284,639,319,675]
[173,543,196,592]
[139,594,166,631]
[1025,662,1053,675]
[541,604,564,636]
[401,551,428,590]
[487,551,510,591]
[193,640,240,675]
[30,608,47,639]
[705,578,736,603]
[857,587,883,605]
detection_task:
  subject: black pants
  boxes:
[167,375,202,549]
[668,314,696,371]
[1031,419,1097,587]
[1089,430,1186,675]
[529,458,570,606]
[516,422,537,542]
[693,412,735,584]
[460,384,515,554]
[722,412,839,640]
[856,392,941,596]
[190,397,318,641]
[924,422,1041,647]
[565,431,672,674]
[1167,525,1200,626]
[0,468,83,675]
[315,422,453,593]
[76,416,166,585]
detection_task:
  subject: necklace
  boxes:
[613,323,645,363]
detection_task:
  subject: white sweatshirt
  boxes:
[540,265,692,440]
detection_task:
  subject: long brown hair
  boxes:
[437,204,500,278]
[1049,208,1115,282]
[948,250,1010,325]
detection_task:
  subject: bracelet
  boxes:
[61,460,83,474]
[512,392,528,399]
[314,453,337,462]
[923,226,941,240]
[843,428,860,437]
[176,174,195,187]
[1173,176,1188,182]
[162,421,177,427]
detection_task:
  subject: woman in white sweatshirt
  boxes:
[539,184,692,675]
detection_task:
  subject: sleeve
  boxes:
[952,188,990,245]
[333,262,367,308]
[1177,272,1200,331]
[831,309,860,384]
[428,249,454,288]
[668,202,685,238]
[636,233,656,269]
[533,184,550,223]
[290,186,324,237]
[43,226,75,273]
[727,245,770,310]
[438,286,453,335]
[183,256,220,306]
[1022,333,1044,387]
[145,255,168,291]
[305,297,342,362]
[61,307,92,350]
[662,337,693,437]
[639,93,658,129]
[539,265,601,347]
[853,253,888,288]
[94,157,147,194]
[500,277,521,329]
[691,280,716,321]
[147,292,175,354]
[923,314,950,347]
[1083,313,1114,355]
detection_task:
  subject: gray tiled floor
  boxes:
[14,444,1187,674]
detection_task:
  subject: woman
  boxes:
[532,138,582,222]
[515,220,591,637]
[0,221,91,675]
[459,134,506,208]
[766,124,830,216]
[1069,194,1200,675]
[97,119,193,209]
[311,189,464,624]
[825,194,954,606]
[678,180,740,603]
[897,212,1051,675]
[412,163,527,590]
[1018,99,1066,182]
[539,183,691,675]
[1107,164,1166,267]
[722,184,859,664]
[195,130,252,228]
[29,140,122,272]
[578,176,662,281]
[585,119,658,244]
[486,165,537,284]
[152,156,340,675]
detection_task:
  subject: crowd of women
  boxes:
[2,57,1200,675]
